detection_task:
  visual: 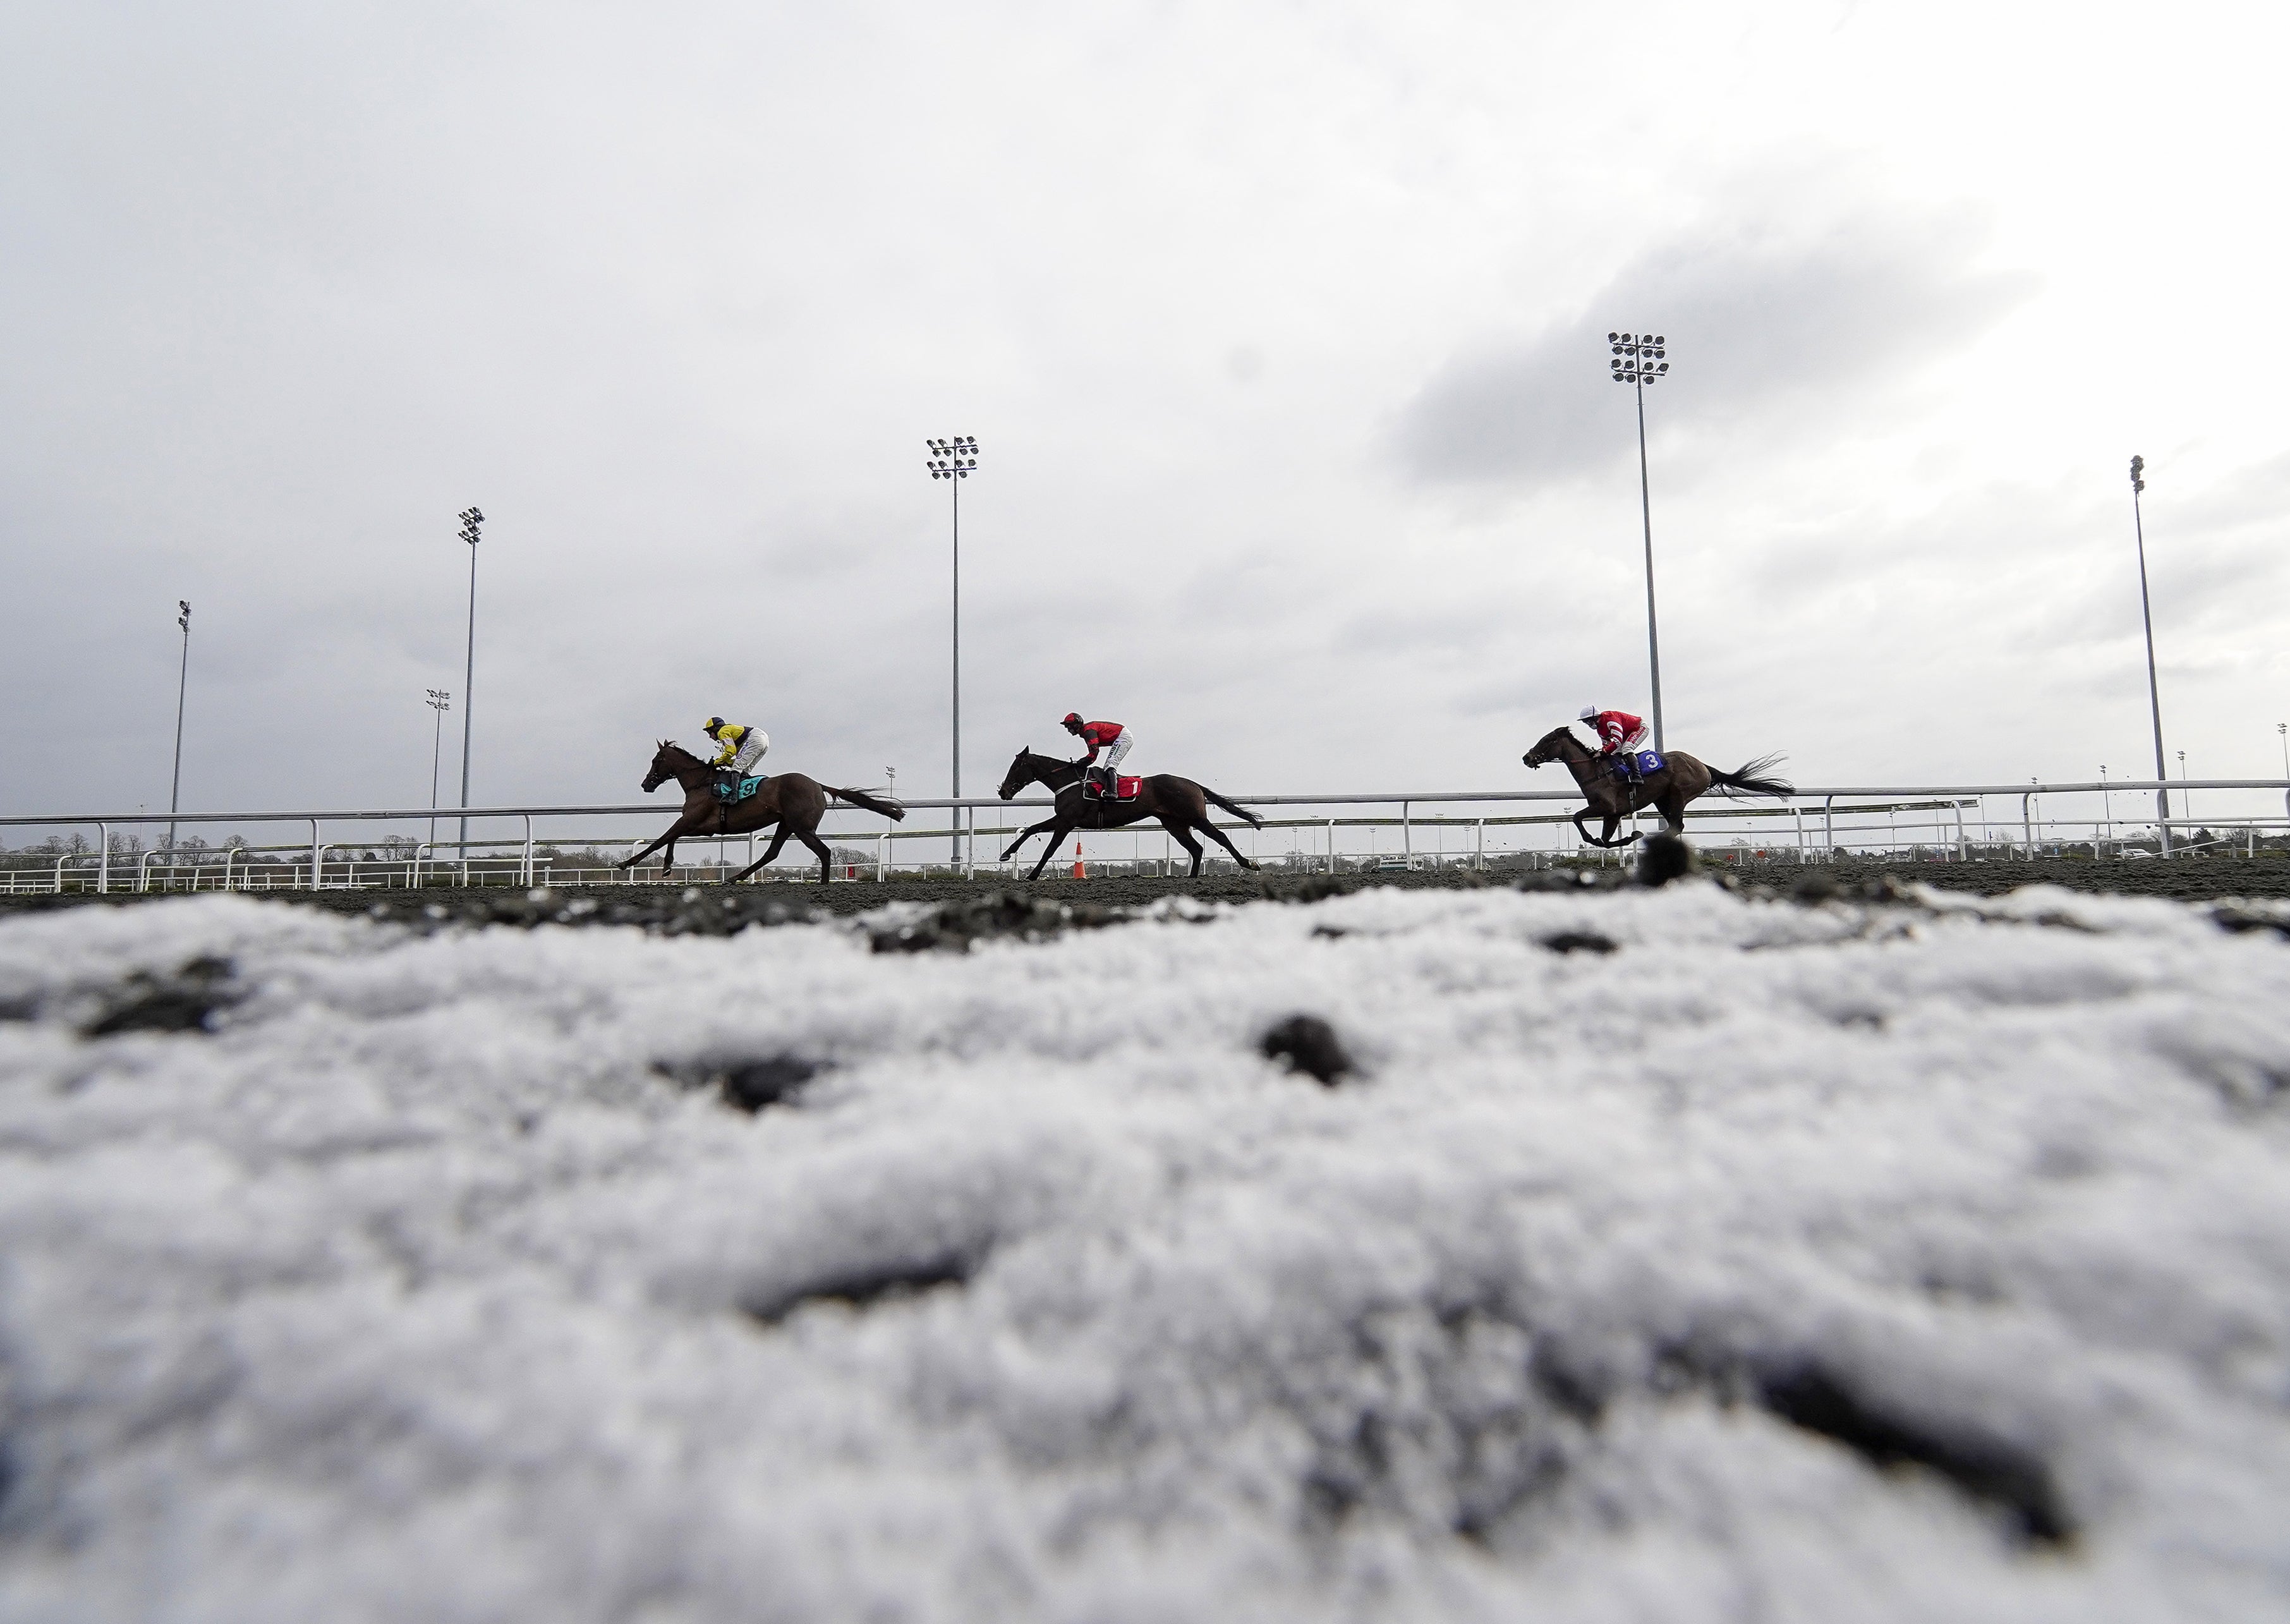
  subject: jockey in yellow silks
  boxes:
[701,717,769,799]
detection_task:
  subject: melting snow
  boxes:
[1,883,2287,1621]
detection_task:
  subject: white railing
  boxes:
[3,779,2286,894]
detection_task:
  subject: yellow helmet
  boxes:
[703,716,725,735]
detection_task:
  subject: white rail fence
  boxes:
[4,779,2287,895]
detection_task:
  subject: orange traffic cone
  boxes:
[1072,839,1086,879]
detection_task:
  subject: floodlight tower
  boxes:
[2128,458,2169,852]
[426,689,451,849]
[167,600,191,852]
[925,438,978,867]
[1609,332,1671,751]
[456,507,483,872]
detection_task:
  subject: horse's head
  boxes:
[642,740,682,793]
[997,747,1034,801]
[1522,726,1581,770]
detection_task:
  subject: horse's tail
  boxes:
[828,787,907,821]
[1706,753,1793,799]
[1201,785,1263,828]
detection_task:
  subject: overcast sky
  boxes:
[4,1,2286,831]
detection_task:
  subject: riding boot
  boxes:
[715,768,737,801]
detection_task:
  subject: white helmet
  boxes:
[1578,705,1599,721]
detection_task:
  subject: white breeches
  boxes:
[1096,731,1132,774]
[732,733,770,773]
[1607,724,1649,756]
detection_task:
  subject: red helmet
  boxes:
[1062,712,1083,727]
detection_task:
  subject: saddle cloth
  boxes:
[713,774,768,804]
[1610,750,1665,780]
[1084,774,1143,802]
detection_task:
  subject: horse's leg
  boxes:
[619,828,675,871]
[751,820,795,875]
[798,829,834,884]
[1154,816,1207,877]
[727,821,786,883]
[1026,819,1074,882]
[1196,814,1257,872]
[620,809,703,873]
[1002,815,1062,863]
[1657,788,1688,835]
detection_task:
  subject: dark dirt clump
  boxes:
[1261,1014,1355,1086]
[658,1053,830,1113]
[82,955,242,1036]
[869,890,1120,954]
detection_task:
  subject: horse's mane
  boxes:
[656,739,703,767]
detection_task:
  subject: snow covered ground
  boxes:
[2,882,2287,1623]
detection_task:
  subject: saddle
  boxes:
[1083,773,1142,803]
[713,774,768,804]
[1609,750,1665,780]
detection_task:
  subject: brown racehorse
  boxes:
[996,748,1263,880]
[1523,726,1791,849]
[617,742,904,883]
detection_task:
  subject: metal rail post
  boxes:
[97,823,109,893]
[310,821,322,890]
[1403,802,1412,863]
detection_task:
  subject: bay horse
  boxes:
[617,742,904,883]
[995,748,1263,880]
[1523,726,1791,849]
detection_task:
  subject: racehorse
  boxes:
[995,748,1263,880]
[1523,727,1791,849]
[617,742,904,884]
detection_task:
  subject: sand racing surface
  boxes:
[3,878,2288,1621]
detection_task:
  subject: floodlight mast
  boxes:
[925,438,979,869]
[2128,458,2170,853]
[167,601,191,852]
[456,507,483,876]
[425,689,452,849]
[1609,332,1671,752]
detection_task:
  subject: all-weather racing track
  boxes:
[3,857,2288,1621]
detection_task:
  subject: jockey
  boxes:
[1062,712,1131,795]
[701,716,769,799]
[1579,705,1649,783]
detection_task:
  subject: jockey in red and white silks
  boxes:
[1579,706,1649,780]
[1579,706,1647,755]
[1063,713,1131,792]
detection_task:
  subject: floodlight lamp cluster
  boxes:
[426,688,451,712]
[2129,455,2145,495]
[925,435,979,479]
[177,600,190,630]
[1608,330,1669,385]
[458,506,485,547]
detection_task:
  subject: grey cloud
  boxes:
[1393,207,2037,489]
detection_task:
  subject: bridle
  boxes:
[1003,751,1094,803]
